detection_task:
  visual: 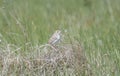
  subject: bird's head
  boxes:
[55,30,61,35]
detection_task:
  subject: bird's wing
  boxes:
[48,34,57,44]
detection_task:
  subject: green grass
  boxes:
[0,0,120,76]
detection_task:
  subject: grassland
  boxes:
[0,0,120,76]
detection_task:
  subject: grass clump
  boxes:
[0,41,91,76]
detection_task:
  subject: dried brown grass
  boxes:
[0,42,92,76]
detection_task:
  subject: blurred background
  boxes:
[0,0,119,45]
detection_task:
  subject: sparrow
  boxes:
[48,30,61,45]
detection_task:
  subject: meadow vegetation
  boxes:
[0,0,120,76]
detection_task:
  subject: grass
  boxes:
[0,0,120,76]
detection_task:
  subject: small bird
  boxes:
[48,30,61,45]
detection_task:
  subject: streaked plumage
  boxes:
[48,30,61,45]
